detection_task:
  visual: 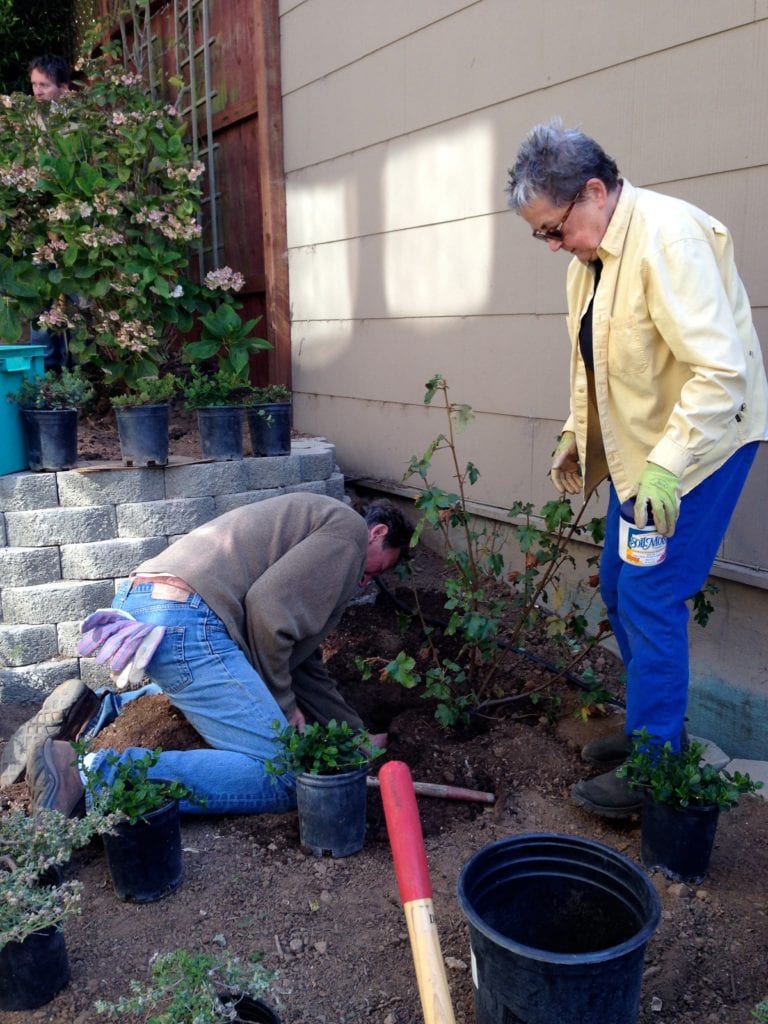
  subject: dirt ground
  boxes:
[1,420,768,1023]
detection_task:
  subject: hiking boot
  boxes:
[26,738,85,818]
[0,679,102,786]
[581,727,690,771]
[581,730,631,770]
[570,768,643,819]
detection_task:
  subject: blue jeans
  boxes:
[81,582,296,815]
[600,443,758,749]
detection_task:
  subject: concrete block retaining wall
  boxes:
[0,439,345,702]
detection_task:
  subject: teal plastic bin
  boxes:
[0,345,46,475]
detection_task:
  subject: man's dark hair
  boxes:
[362,498,414,556]
[28,55,71,87]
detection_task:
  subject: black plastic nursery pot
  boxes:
[641,797,720,884]
[115,403,170,467]
[219,993,283,1023]
[101,798,183,902]
[295,766,368,858]
[0,926,70,1010]
[246,402,291,457]
[197,405,244,460]
[457,833,661,1024]
[21,407,79,471]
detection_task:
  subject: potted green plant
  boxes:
[181,367,254,461]
[246,384,292,458]
[0,808,113,1010]
[76,743,196,903]
[111,373,178,467]
[617,728,763,883]
[9,367,94,471]
[266,719,382,858]
[94,947,281,1023]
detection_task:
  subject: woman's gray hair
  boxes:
[506,118,620,211]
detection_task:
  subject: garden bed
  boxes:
[1,544,767,1023]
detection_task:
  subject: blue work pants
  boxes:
[600,443,758,749]
[80,582,296,815]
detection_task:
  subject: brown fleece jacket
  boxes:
[135,492,368,728]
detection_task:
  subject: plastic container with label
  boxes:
[618,498,667,566]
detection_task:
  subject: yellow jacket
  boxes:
[563,180,768,500]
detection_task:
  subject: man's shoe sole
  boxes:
[0,680,100,786]
[26,738,85,817]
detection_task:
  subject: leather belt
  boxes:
[130,574,195,595]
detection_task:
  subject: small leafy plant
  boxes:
[250,383,290,404]
[265,719,382,777]
[617,728,763,810]
[94,947,276,1024]
[1,807,116,948]
[185,302,272,381]
[74,744,197,824]
[111,373,178,409]
[10,367,95,410]
[753,1000,768,1022]
[181,366,254,409]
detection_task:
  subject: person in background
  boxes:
[506,118,768,818]
[28,54,72,369]
[17,493,414,818]
[29,53,71,103]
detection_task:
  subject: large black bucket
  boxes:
[457,833,661,1024]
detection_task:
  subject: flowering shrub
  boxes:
[1,807,117,947]
[0,42,270,393]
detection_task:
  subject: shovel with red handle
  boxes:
[379,760,457,1024]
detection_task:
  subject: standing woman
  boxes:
[506,119,768,818]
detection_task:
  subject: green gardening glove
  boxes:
[634,463,680,538]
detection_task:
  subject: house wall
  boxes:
[278,0,768,756]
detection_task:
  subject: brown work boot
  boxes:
[570,768,643,819]
[581,730,632,770]
[0,679,101,786]
[26,738,86,818]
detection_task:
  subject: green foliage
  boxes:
[184,304,271,381]
[94,947,275,1024]
[692,581,719,628]
[389,374,610,728]
[180,366,254,409]
[110,373,178,408]
[10,366,94,409]
[1,806,117,947]
[249,383,291,404]
[75,744,197,824]
[0,42,269,392]
[617,728,763,810]
[753,1000,768,1022]
[265,719,382,777]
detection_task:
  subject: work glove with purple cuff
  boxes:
[550,431,582,495]
[634,463,681,538]
[78,609,165,688]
